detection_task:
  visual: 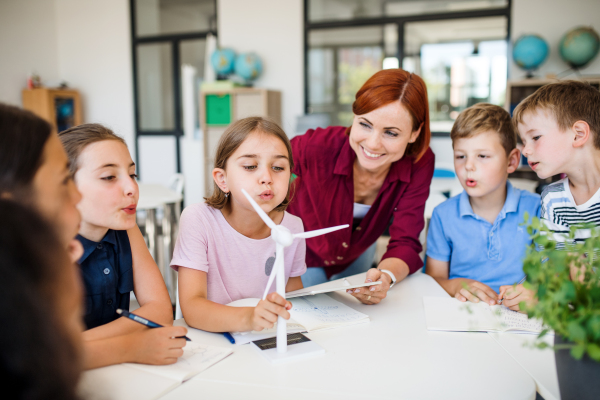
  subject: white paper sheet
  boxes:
[423,296,548,334]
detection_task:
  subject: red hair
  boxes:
[346,69,431,162]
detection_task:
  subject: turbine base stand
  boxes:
[252,333,325,364]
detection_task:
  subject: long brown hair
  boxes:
[58,123,127,175]
[0,200,81,400]
[205,117,294,212]
[0,103,52,197]
[346,69,431,162]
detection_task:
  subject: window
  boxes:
[305,0,511,135]
[131,0,216,178]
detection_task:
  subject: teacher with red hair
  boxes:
[289,69,434,305]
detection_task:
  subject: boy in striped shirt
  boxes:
[513,81,600,254]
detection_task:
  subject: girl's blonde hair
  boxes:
[205,117,294,212]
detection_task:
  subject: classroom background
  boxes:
[1,1,600,399]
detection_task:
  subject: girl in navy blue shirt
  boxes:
[59,124,187,369]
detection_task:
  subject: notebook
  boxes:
[227,294,370,344]
[78,342,232,400]
[423,296,549,334]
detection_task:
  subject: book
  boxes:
[226,293,370,344]
[286,278,381,298]
[423,296,550,334]
[78,342,232,400]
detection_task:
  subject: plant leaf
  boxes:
[587,343,600,362]
[567,321,586,341]
[571,343,586,359]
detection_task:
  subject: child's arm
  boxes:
[286,276,303,292]
[178,266,292,333]
[83,326,188,369]
[498,284,536,312]
[83,227,173,342]
[426,257,498,305]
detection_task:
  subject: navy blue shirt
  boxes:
[77,230,134,330]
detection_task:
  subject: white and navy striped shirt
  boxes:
[540,178,600,248]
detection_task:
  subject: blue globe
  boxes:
[513,34,549,71]
[559,27,600,69]
[211,48,236,76]
[235,53,263,82]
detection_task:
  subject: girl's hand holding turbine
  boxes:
[246,292,292,331]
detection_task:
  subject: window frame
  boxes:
[130,0,217,176]
[303,0,512,136]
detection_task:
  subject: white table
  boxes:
[138,183,183,210]
[488,332,560,400]
[162,273,537,400]
[137,183,183,303]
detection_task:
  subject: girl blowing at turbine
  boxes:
[172,117,306,333]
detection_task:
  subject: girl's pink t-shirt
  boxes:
[170,202,307,304]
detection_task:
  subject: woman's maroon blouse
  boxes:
[288,126,435,277]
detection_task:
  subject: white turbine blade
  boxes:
[293,224,349,239]
[241,188,276,229]
[262,245,284,300]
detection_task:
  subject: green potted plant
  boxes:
[521,214,600,399]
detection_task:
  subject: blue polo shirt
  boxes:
[77,230,134,330]
[426,182,541,293]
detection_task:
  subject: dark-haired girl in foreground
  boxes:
[0,200,83,400]
[0,103,82,261]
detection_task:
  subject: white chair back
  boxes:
[169,173,185,196]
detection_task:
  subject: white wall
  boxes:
[511,0,600,78]
[0,0,60,106]
[218,0,304,136]
[54,0,136,157]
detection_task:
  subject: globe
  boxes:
[513,34,549,73]
[235,53,263,82]
[211,48,236,76]
[559,27,600,69]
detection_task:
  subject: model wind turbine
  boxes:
[241,189,348,360]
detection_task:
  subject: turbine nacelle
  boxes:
[271,225,294,247]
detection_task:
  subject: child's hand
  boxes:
[498,284,536,312]
[129,326,188,365]
[248,292,292,332]
[454,280,498,305]
[570,264,587,283]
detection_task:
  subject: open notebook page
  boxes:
[128,342,233,381]
[78,364,180,400]
[289,294,370,331]
[423,296,547,334]
[78,343,232,400]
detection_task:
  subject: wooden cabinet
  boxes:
[200,88,281,194]
[22,88,82,133]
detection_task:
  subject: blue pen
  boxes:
[116,309,191,341]
[222,332,235,344]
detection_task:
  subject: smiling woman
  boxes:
[288,69,435,305]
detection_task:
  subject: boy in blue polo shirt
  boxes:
[425,103,540,311]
